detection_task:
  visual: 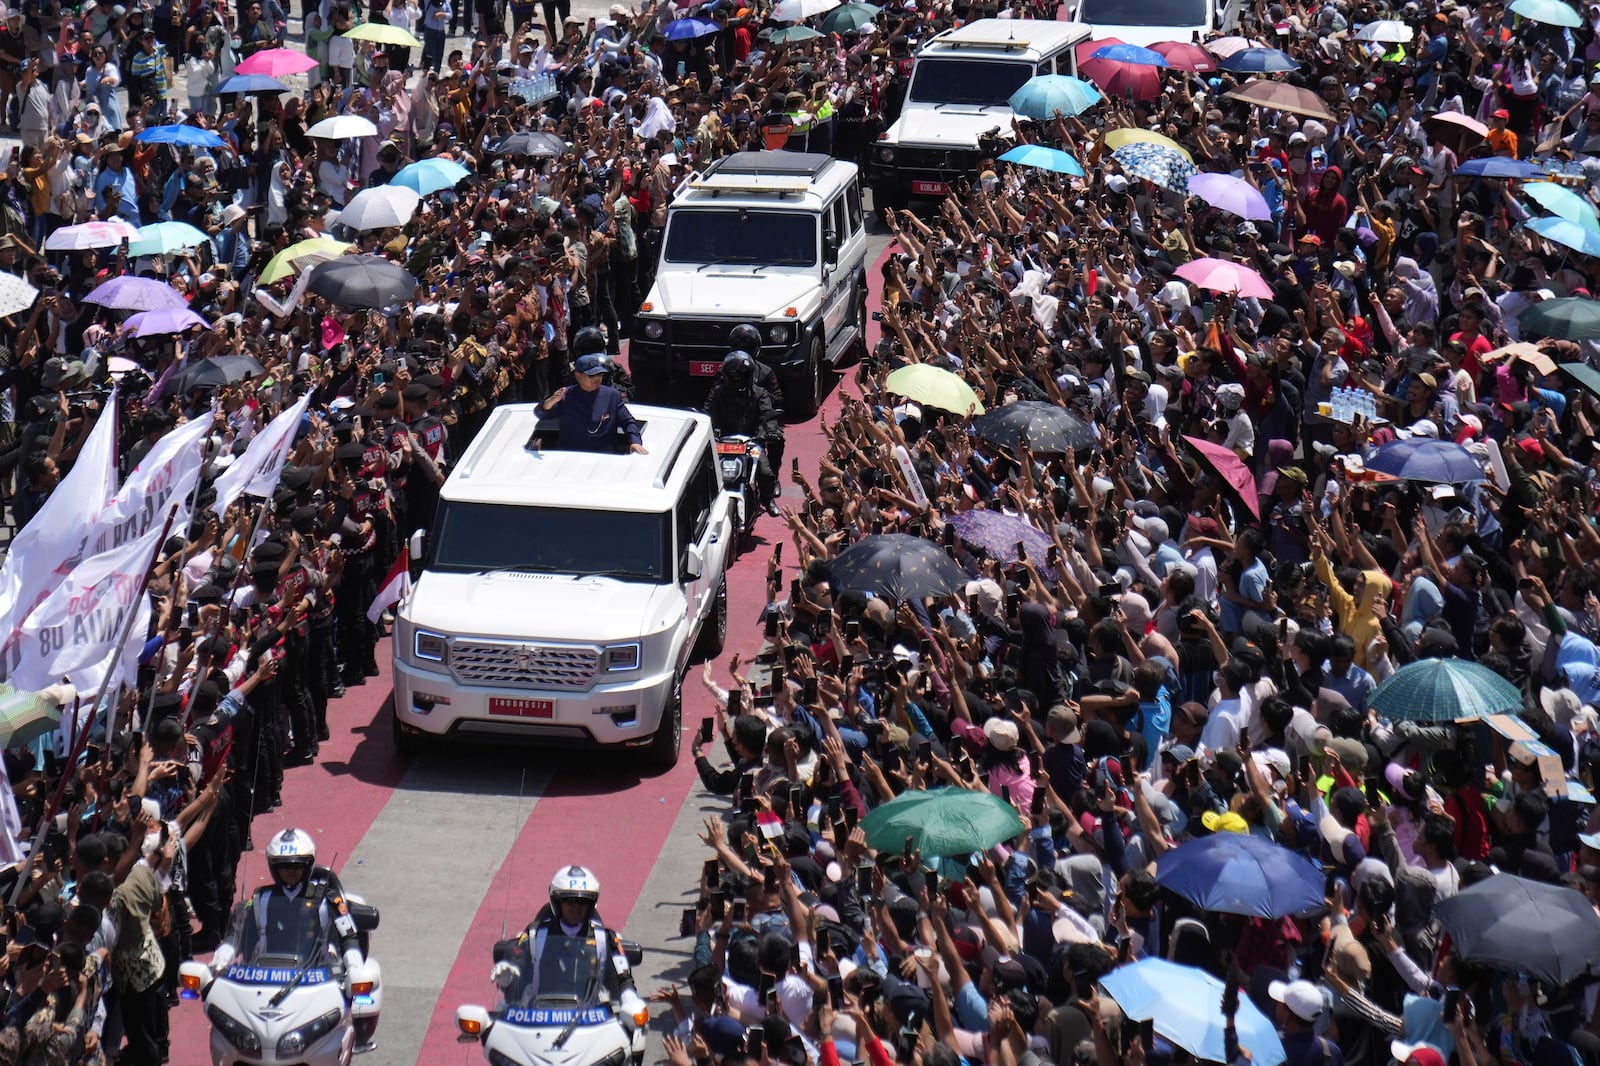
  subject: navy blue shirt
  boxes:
[549,384,643,452]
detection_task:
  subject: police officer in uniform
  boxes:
[703,351,784,516]
[490,866,645,1016]
[332,441,381,688]
[402,383,448,539]
[372,391,411,547]
[722,323,786,471]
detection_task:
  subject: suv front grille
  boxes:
[896,146,978,173]
[672,320,743,348]
[450,640,600,690]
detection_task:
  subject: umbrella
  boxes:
[828,534,970,602]
[1175,257,1273,298]
[997,144,1084,176]
[392,157,472,195]
[45,219,140,251]
[1425,111,1489,154]
[817,2,879,33]
[1217,46,1298,72]
[215,73,289,94]
[0,273,38,317]
[232,46,320,77]
[126,220,211,257]
[772,0,840,17]
[769,25,822,43]
[1456,157,1548,179]
[306,114,379,140]
[972,401,1096,454]
[1080,56,1163,102]
[1509,0,1583,26]
[883,364,984,414]
[0,684,68,750]
[948,511,1053,569]
[1522,296,1600,340]
[1561,361,1600,397]
[1101,959,1287,1066]
[343,21,422,45]
[136,124,227,148]
[1367,438,1486,483]
[1202,35,1258,57]
[1525,182,1600,229]
[1354,18,1414,41]
[489,130,568,158]
[1090,42,1168,65]
[1156,831,1325,918]
[338,184,422,230]
[1104,127,1194,162]
[860,788,1023,857]
[1435,874,1600,985]
[1527,215,1600,257]
[663,15,720,37]
[1188,173,1272,221]
[1367,658,1522,723]
[1184,435,1261,520]
[178,354,267,392]
[305,255,417,309]
[1224,79,1334,120]
[1111,141,1195,194]
[84,275,188,311]
[1008,74,1102,119]
[259,237,353,286]
[1149,40,1217,71]
[123,308,211,337]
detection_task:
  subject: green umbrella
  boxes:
[861,788,1024,857]
[1561,361,1600,398]
[1367,658,1523,723]
[0,683,67,750]
[818,2,880,33]
[769,25,823,42]
[884,364,985,415]
[1520,296,1600,341]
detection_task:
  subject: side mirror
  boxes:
[408,529,427,563]
[456,1005,493,1043]
[684,545,704,581]
[621,939,645,967]
[823,234,839,264]
[348,901,380,932]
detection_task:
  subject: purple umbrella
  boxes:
[85,276,189,312]
[122,308,211,336]
[1188,172,1273,221]
[949,510,1057,573]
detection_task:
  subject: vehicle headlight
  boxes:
[766,324,791,345]
[720,457,743,479]
[207,1006,261,1054]
[875,145,897,164]
[277,1009,343,1056]
[604,642,641,672]
[414,628,447,664]
[642,319,665,340]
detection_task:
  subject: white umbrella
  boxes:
[45,219,141,251]
[772,0,841,19]
[1354,19,1413,42]
[0,272,38,317]
[337,185,422,231]
[306,115,379,139]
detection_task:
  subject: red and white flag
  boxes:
[368,554,411,624]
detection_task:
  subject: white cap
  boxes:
[1268,979,1325,1022]
[1106,174,1129,193]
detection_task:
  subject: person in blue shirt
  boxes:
[539,354,647,454]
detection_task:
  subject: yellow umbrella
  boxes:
[884,363,985,415]
[1104,127,1194,163]
[343,22,423,46]
[260,237,353,286]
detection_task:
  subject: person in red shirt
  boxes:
[1434,748,1492,861]
[1449,303,1493,381]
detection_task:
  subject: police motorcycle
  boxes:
[456,934,650,1066]
[177,895,383,1066]
[716,433,765,543]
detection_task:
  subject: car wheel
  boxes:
[789,335,827,420]
[642,676,682,767]
[694,578,727,660]
[389,694,421,756]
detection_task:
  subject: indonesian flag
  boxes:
[368,554,411,624]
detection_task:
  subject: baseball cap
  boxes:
[1492,108,1510,119]
[1047,705,1082,745]
[574,354,612,377]
[1393,1044,1447,1066]
[1268,979,1325,1022]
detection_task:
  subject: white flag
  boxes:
[211,392,312,518]
[81,412,215,560]
[12,524,161,693]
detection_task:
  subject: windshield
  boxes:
[907,59,1036,106]
[223,900,329,971]
[1077,0,1206,26]
[430,501,671,582]
[533,936,599,1003]
[663,209,817,266]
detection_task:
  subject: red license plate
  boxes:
[716,441,747,454]
[489,697,554,719]
[689,360,723,377]
[912,180,948,196]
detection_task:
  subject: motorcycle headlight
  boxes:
[719,457,742,479]
[875,145,897,164]
[603,642,641,672]
[642,319,665,340]
[207,1006,262,1054]
[277,1008,343,1056]
[766,324,790,345]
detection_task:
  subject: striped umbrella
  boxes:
[1368,658,1523,722]
[0,684,68,750]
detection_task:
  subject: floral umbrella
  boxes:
[1111,141,1196,194]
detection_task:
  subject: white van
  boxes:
[1063,0,1241,48]
[390,403,732,766]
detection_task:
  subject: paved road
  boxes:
[168,219,897,1066]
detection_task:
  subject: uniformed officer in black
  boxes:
[402,382,447,539]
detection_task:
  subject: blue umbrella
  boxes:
[1008,74,1101,119]
[1367,438,1487,483]
[997,144,1085,176]
[1527,215,1600,258]
[215,73,290,94]
[663,16,719,38]
[1111,141,1195,194]
[1216,46,1298,72]
[1155,831,1325,918]
[1456,157,1549,179]
[136,124,227,148]
[1101,959,1287,1066]
[392,158,471,195]
[1089,42,1169,65]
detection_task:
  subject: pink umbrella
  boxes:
[1184,436,1261,520]
[1175,256,1274,298]
[1080,56,1164,102]
[233,47,319,77]
[1203,35,1258,58]
[1150,40,1217,71]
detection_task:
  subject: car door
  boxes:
[677,448,727,643]
[820,194,853,344]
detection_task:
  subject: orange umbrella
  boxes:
[1223,79,1334,121]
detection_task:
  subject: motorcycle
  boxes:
[715,434,763,543]
[457,934,649,1066]
[178,894,383,1066]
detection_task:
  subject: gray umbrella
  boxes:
[491,131,569,158]
[828,534,969,602]
[305,256,418,309]
[971,401,1096,454]
[1434,873,1600,985]
[178,354,267,393]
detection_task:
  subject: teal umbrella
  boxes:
[1561,361,1600,397]
[1521,296,1600,340]
[126,221,212,257]
[998,144,1085,176]
[1524,181,1600,231]
[860,788,1023,857]
[1510,0,1582,26]
[1527,215,1600,257]
[1008,74,1102,119]
[1368,658,1523,723]
[818,2,879,33]
[769,24,822,42]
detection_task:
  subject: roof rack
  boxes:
[707,151,834,179]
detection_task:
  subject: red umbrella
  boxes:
[1076,35,1123,67]
[1184,436,1261,520]
[1080,56,1164,102]
[1150,40,1217,71]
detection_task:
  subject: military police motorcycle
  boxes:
[456,934,649,1066]
[178,895,383,1066]
[715,434,764,542]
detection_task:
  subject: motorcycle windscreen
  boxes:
[532,936,600,1003]
[224,897,333,971]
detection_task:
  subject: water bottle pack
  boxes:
[1329,385,1375,424]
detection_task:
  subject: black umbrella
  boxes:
[178,354,267,392]
[305,256,418,309]
[1434,873,1600,986]
[491,131,568,158]
[971,401,1096,454]
[829,534,969,602]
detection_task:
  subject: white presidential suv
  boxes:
[389,403,732,766]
